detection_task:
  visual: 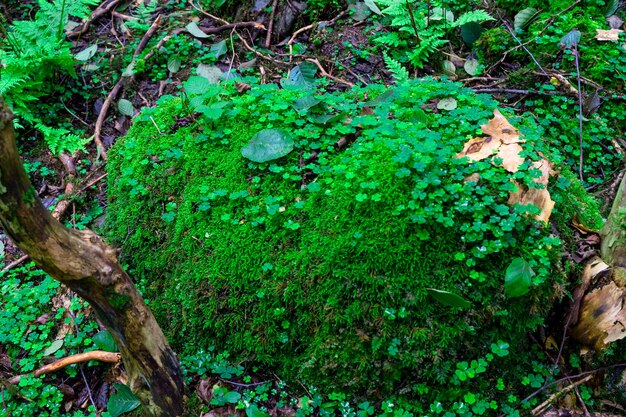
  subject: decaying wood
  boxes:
[569,173,626,350]
[600,174,626,267]
[569,260,626,350]
[0,99,184,416]
[9,351,120,385]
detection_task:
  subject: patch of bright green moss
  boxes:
[106,79,601,410]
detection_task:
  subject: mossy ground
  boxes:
[106,78,602,412]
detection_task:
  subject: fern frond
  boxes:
[407,36,449,68]
[373,32,404,48]
[383,53,409,82]
[35,123,91,155]
[451,10,495,27]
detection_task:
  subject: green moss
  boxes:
[104,289,131,310]
[21,186,38,206]
[106,78,601,410]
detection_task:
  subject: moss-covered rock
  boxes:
[106,78,601,408]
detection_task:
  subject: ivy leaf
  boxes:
[560,29,581,49]
[42,339,64,356]
[514,8,539,32]
[74,44,97,61]
[427,288,471,309]
[93,331,118,352]
[504,258,535,298]
[117,99,134,117]
[241,129,294,163]
[186,21,210,38]
[107,384,140,417]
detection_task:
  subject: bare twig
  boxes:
[1,255,29,272]
[8,351,120,385]
[531,374,592,416]
[499,17,547,76]
[67,0,122,38]
[287,9,348,46]
[265,0,278,48]
[573,44,584,182]
[94,15,163,160]
[306,58,354,87]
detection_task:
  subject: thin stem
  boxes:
[574,45,584,182]
[405,0,420,44]
[57,0,67,41]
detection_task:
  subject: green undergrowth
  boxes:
[477,0,626,184]
[0,263,105,417]
[106,78,602,414]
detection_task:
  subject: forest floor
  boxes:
[2,0,626,416]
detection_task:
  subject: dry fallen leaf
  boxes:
[456,110,555,223]
[595,28,623,41]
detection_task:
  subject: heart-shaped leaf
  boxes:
[504,258,535,298]
[93,331,118,352]
[241,129,294,163]
[185,75,211,95]
[461,22,485,44]
[464,58,480,75]
[427,288,471,309]
[107,384,140,417]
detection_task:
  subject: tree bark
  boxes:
[0,99,184,416]
[569,175,626,350]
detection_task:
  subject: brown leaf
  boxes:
[196,379,214,404]
[456,111,555,222]
[456,136,501,161]
[497,143,524,173]
[508,183,555,223]
[595,28,623,41]
[480,109,522,144]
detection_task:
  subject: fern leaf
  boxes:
[452,10,495,28]
[383,53,409,82]
[373,32,404,47]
